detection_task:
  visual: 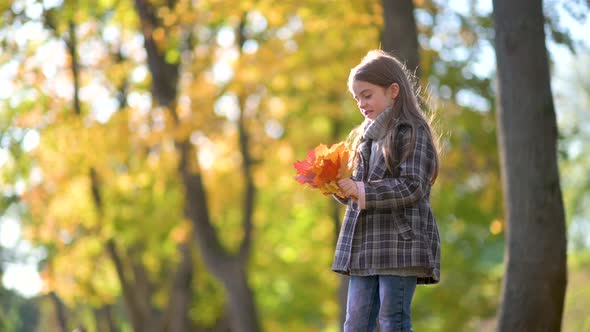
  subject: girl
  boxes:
[334,50,441,332]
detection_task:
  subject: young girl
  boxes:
[334,50,441,332]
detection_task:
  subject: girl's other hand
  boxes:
[337,178,359,199]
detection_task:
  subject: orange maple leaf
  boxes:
[293,141,352,197]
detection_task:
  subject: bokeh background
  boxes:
[0,0,589,331]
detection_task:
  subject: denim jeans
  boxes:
[344,275,417,332]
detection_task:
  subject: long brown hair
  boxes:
[347,50,439,184]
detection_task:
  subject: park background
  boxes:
[0,0,589,331]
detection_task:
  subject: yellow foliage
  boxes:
[152,27,166,44]
[3,0,390,327]
[489,218,504,235]
[170,221,192,244]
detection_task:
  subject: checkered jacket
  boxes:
[332,124,441,284]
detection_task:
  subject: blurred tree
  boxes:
[1,0,225,331]
[0,0,587,331]
[0,289,40,332]
[130,0,261,329]
[0,0,506,330]
[493,0,567,330]
[49,291,68,332]
[42,5,198,332]
[381,0,420,76]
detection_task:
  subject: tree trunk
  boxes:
[106,240,154,332]
[66,19,151,332]
[223,263,261,332]
[49,291,68,332]
[163,243,193,332]
[46,21,75,332]
[134,1,260,330]
[492,0,567,330]
[381,0,421,77]
[179,145,260,332]
[66,20,81,115]
[62,6,195,332]
[94,305,119,332]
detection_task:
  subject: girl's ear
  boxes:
[390,83,400,100]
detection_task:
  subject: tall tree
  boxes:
[492,0,567,330]
[381,0,420,77]
[132,0,260,330]
[44,8,199,331]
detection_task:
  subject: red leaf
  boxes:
[293,149,316,174]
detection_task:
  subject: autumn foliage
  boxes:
[294,141,353,197]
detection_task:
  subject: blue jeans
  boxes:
[344,275,417,332]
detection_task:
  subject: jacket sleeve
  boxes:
[363,126,435,210]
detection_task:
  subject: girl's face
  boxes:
[351,80,399,121]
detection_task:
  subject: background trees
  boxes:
[492,0,567,330]
[0,0,588,331]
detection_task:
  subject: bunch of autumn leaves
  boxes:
[294,142,353,198]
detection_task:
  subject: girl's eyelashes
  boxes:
[354,94,371,102]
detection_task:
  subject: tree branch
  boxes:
[162,242,193,332]
[66,20,81,115]
[237,94,255,261]
[49,291,68,332]
[106,240,146,331]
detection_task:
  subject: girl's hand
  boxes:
[337,178,359,199]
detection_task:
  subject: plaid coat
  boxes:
[332,124,440,284]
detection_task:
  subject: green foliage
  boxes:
[0,0,588,331]
[563,251,590,332]
[0,287,40,332]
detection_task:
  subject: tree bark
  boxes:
[66,20,81,115]
[179,143,260,332]
[49,291,68,332]
[66,20,136,332]
[163,243,193,332]
[492,0,567,330]
[94,305,119,332]
[106,240,153,332]
[224,263,260,332]
[64,25,93,332]
[381,0,421,77]
[62,5,196,332]
[134,0,179,107]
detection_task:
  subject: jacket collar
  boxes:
[362,106,394,141]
